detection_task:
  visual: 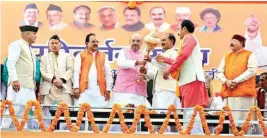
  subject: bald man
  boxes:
[110,33,151,131]
[111,33,151,107]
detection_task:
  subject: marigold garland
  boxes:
[1,100,267,136]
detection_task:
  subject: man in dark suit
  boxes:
[20,3,43,27]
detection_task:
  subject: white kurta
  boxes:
[146,48,181,111]
[110,49,151,107]
[73,51,112,107]
[1,39,36,128]
[1,87,36,128]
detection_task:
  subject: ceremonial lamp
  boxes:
[137,29,161,82]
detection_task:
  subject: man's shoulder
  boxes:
[225,51,233,55]
[79,50,88,55]
[242,49,253,54]
[59,51,71,57]
[41,53,50,60]
[164,48,177,56]
[122,47,130,50]
[168,48,177,53]
[120,47,130,52]
[185,34,196,40]
[9,40,21,47]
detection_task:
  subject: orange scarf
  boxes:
[79,50,106,96]
[171,38,184,97]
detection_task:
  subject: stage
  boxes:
[0,132,262,138]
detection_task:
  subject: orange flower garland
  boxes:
[215,110,225,135]
[1,100,267,136]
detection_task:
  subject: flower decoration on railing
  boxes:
[1,100,267,136]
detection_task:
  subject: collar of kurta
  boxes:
[232,48,245,54]
[86,49,98,55]
[20,38,30,46]
[50,52,59,56]
[183,33,191,40]
[163,47,175,53]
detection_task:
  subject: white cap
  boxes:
[98,5,116,13]
[176,7,191,14]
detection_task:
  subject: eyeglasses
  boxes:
[90,40,99,43]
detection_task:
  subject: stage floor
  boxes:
[0,132,261,138]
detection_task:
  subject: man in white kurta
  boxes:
[73,33,112,107]
[73,33,112,130]
[1,25,38,128]
[145,33,181,110]
[144,33,181,132]
[40,35,74,128]
[73,53,112,107]
[40,35,74,105]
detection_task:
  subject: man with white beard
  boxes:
[244,13,267,71]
